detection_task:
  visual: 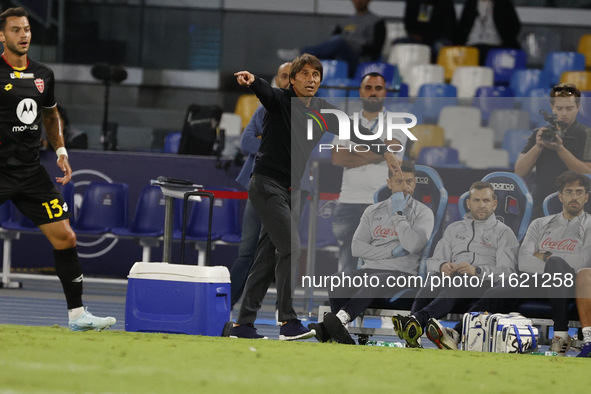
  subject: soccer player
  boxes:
[0,7,115,331]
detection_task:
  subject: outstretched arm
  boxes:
[42,106,71,185]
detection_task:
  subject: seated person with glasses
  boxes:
[429,171,591,356]
[515,83,591,219]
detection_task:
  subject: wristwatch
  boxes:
[475,266,482,276]
[543,251,553,262]
[396,211,403,216]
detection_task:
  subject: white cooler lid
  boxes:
[128,262,230,283]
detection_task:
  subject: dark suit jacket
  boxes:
[457,0,521,49]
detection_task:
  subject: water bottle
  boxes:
[530,351,558,356]
[366,340,405,348]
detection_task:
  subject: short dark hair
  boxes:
[388,160,415,178]
[556,170,591,192]
[551,83,581,106]
[289,53,323,83]
[360,72,385,85]
[469,181,497,200]
[0,7,28,31]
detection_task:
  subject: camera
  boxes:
[538,109,567,143]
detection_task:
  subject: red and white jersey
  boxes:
[518,211,591,273]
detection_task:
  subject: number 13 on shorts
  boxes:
[42,198,63,219]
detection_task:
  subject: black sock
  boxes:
[54,247,83,310]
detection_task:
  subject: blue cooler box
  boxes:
[125,262,230,336]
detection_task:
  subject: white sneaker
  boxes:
[550,335,571,356]
[426,318,460,350]
[277,48,300,61]
[69,307,116,332]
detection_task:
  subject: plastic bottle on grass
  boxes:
[366,340,405,348]
[530,351,558,356]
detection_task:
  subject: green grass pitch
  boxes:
[0,324,589,393]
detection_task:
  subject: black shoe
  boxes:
[323,313,355,345]
[279,319,316,341]
[221,321,233,337]
[229,323,268,339]
[308,322,331,343]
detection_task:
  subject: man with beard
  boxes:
[393,181,518,349]
[429,171,591,355]
[0,7,115,330]
[331,72,408,275]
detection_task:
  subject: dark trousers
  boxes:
[453,257,575,333]
[237,175,301,324]
[329,269,415,320]
[230,199,262,307]
[411,274,493,328]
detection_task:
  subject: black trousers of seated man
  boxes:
[411,274,495,329]
[329,268,416,321]
[452,257,576,334]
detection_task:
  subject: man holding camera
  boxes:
[515,83,591,219]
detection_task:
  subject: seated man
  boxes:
[278,0,385,77]
[311,161,434,344]
[433,171,591,355]
[575,268,591,357]
[393,181,518,349]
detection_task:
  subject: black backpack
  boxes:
[178,104,223,156]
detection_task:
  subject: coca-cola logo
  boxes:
[373,225,398,238]
[540,238,578,251]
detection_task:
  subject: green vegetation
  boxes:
[0,325,588,393]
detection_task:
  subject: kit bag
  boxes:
[461,312,538,353]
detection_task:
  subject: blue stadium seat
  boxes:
[473,86,516,121]
[111,185,183,261]
[352,62,401,90]
[299,198,338,249]
[2,202,40,232]
[459,172,532,241]
[181,188,240,242]
[509,69,546,98]
[416,147,461,168]
[417,83,458,122]
[163,132,181,154]
[543,51,585,87]
[485,48,527,86]
[502,129,532,168]
[0,201,11,224]
[542,175,591,216]
[72,182,129,234]
[373,165,448,278]
[111,185,173,238]
[523,87,552,127]
[578,91,591,127]
[320,59,349,87]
